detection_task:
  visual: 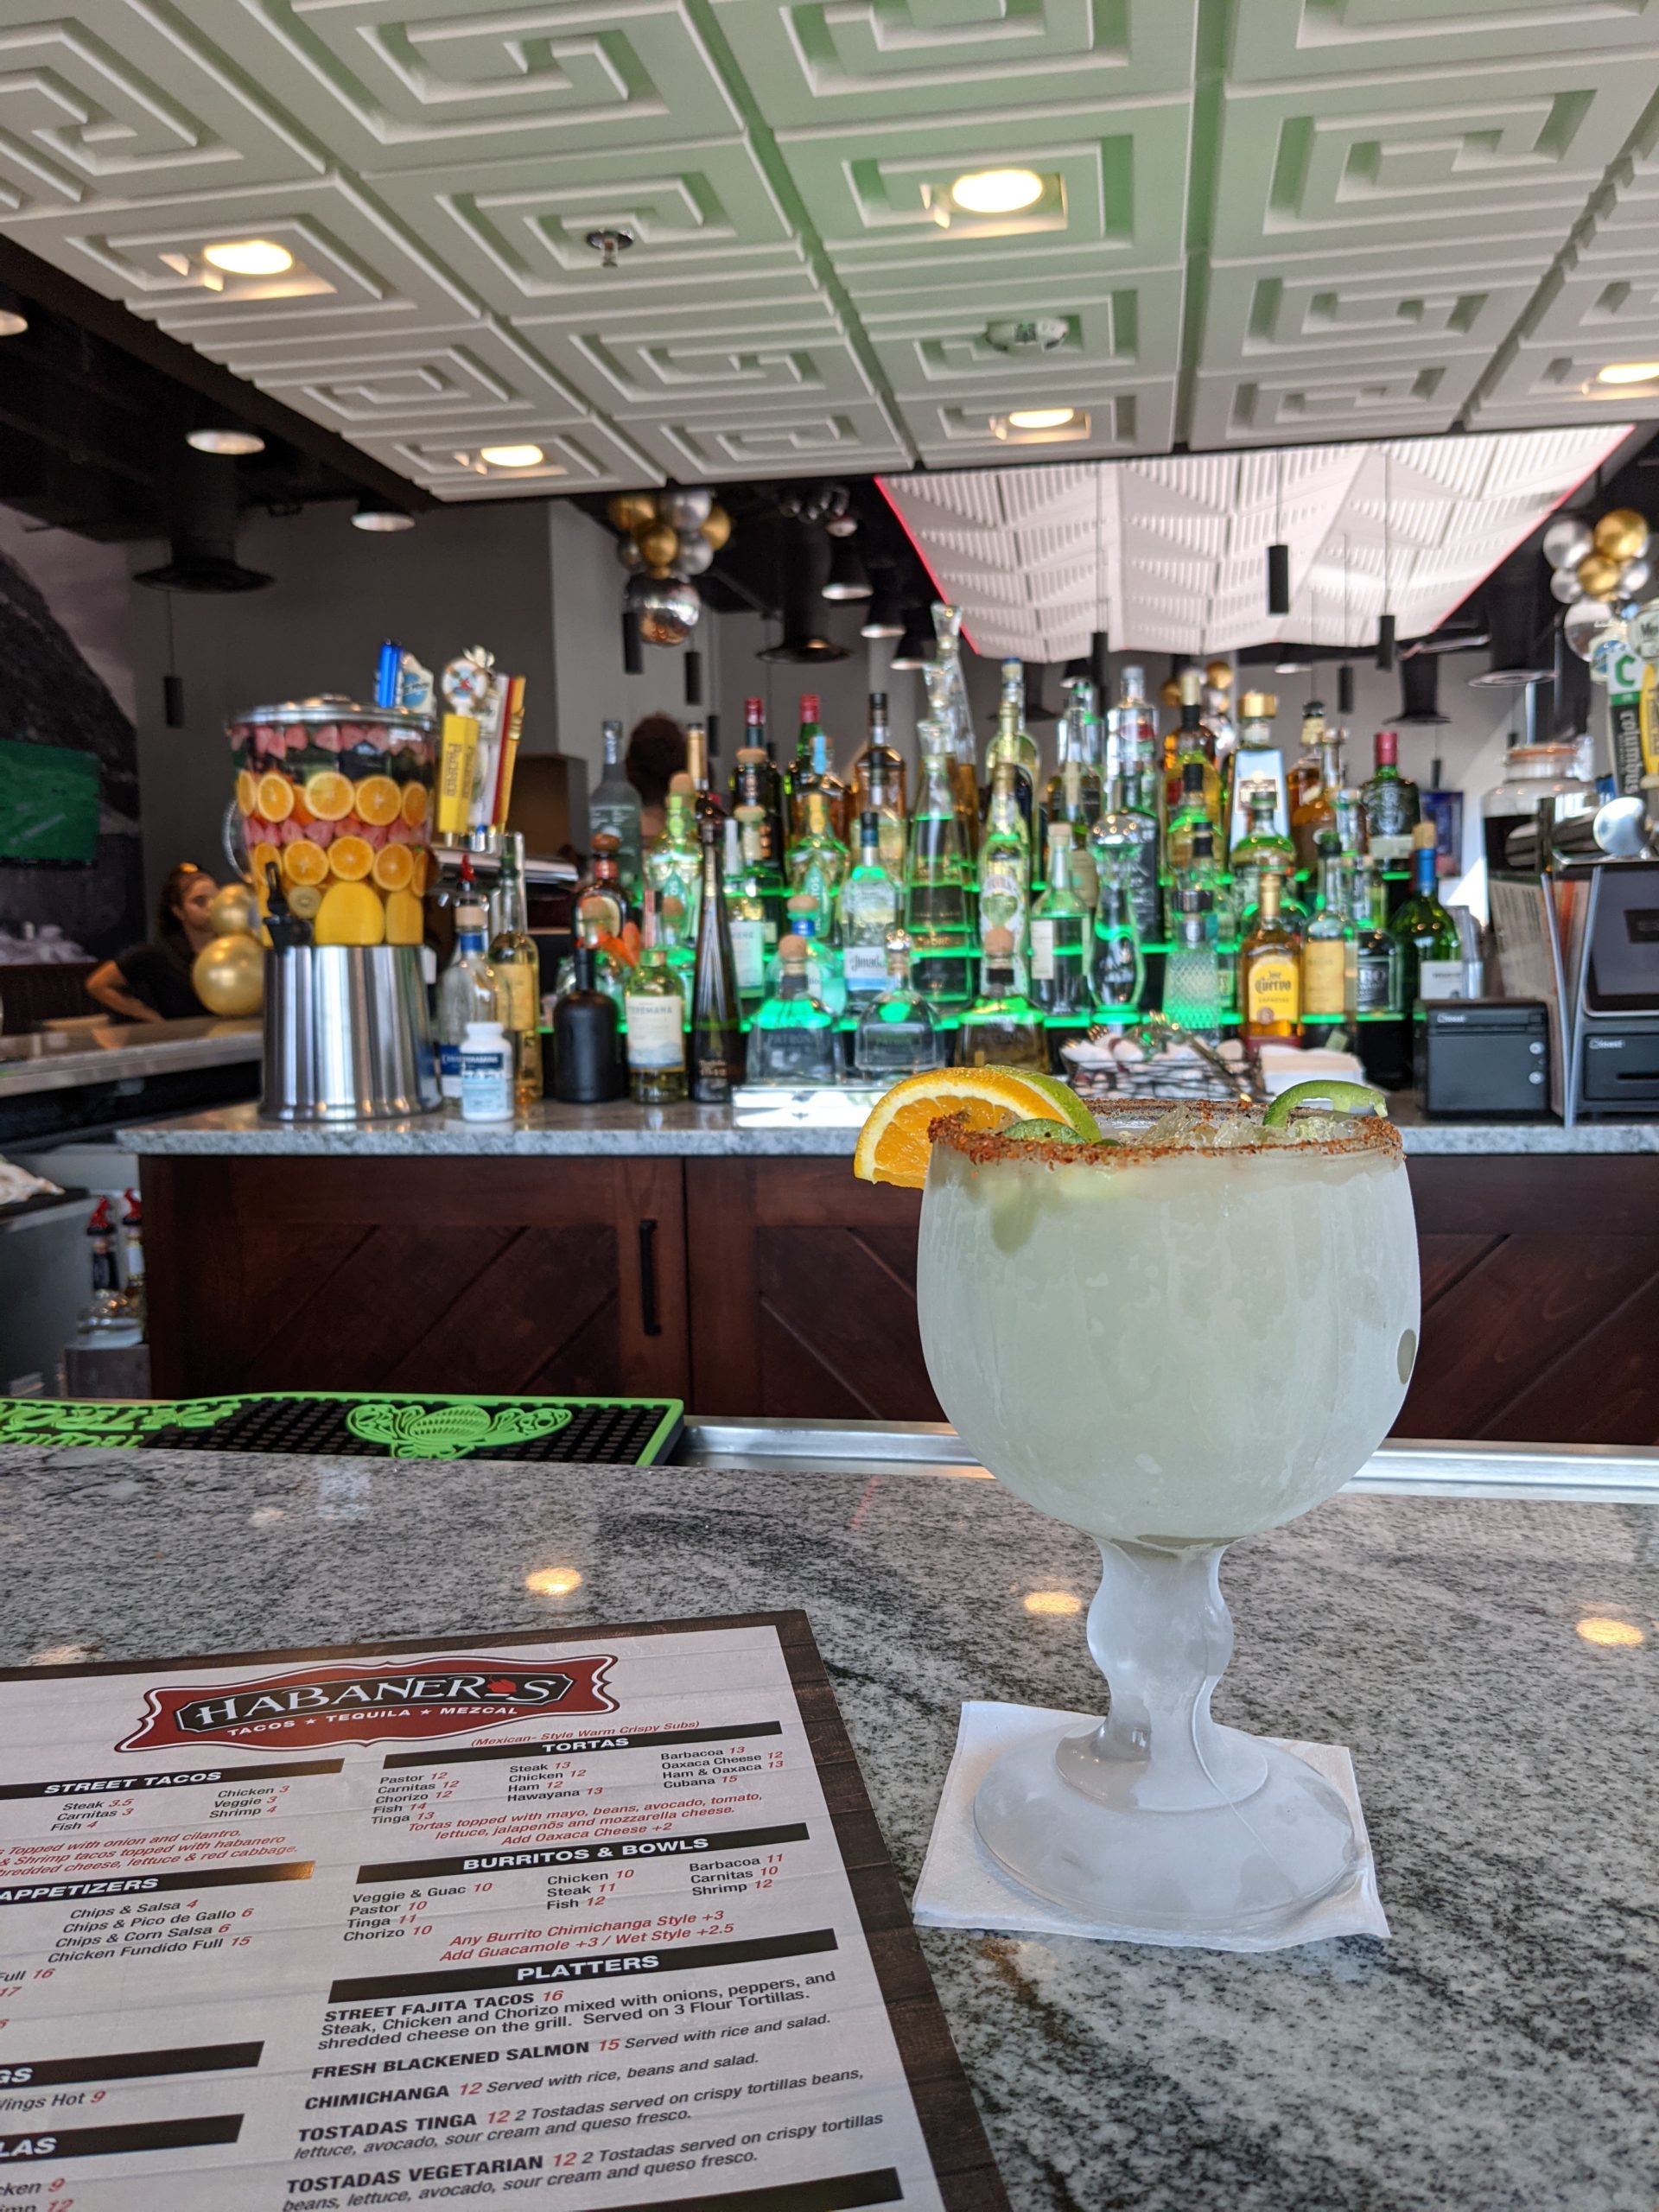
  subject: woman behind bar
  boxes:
[86,861,219,1023]
[625,714,686,844]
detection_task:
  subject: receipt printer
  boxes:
[1418,999,1549,1119]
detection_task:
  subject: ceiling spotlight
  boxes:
[479,443,544,468]
[352,494,416,533]
[202,238,293,276]
[1274,657,1310,676]
[949,168,1045,215]
[186,425,265,456]
[0,285,27,339]
[888,610,936,670]
[821,537,871,601]
[1597,361,1659,385]
[1006,406,1077,430]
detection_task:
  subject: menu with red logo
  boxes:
[0,1614,1001,2212]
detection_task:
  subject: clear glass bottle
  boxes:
[958,926,1047,1071]
[839,810,901,1001]
[786,788,849,932]
[1030,823,1090,1015]
[1353,860,1404,1017]
[1240,870,1301,1044]
[746,934,839,1086]
[905,734,976,1006]
[1092,850,1145,1014]
[1181,823,1237,1017]
[1091,721,1161,948]
[645,782,702,944]
[1361,729,1421,866]
[781,893,847,1014]
[437,899,501,1101]
[985,658,1041,842]
[1223,689,1290,857]
[689,811,742,1102]
[930,603,982,859]
[588,717,643,899]
[1170,669,1222,825]
[1301,839,1355,1047]
[849,690,908,827]
[1480,736,1596,874]
[853,934,946,1079]
[1290,724,1346,875]
[1045,680,1103,844]
[1393,820,1465,1012]
[1163,885,1222,1038]
[727,810,779,1003]
[978,759,1031,976]
[573,832,630,944]
[1230,783,1300,925]
[1166,758,1212,876]
[486,832,543,1104]
[625,944,688,1103]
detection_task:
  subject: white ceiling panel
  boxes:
[0,0,1656,496]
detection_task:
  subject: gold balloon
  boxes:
[607,491,657,533]
[1593,508,1650,563]
[1204,658,1233,690]
[637,520,679,576]
[700,502,732,552]
[193,932,264,1017]
[207,881,259,939]
[1160,675,1182,708]
[1577,550,1624,601]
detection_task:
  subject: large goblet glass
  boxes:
[918,1104,1420,1941]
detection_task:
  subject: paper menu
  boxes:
[0,1615,1003,2212]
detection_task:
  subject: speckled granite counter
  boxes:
[3,1442,1653,2211]
[119,1096,1659,1155]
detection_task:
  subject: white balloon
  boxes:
[1542,517,1594,571]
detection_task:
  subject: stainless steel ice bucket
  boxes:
[261,944,440,1122]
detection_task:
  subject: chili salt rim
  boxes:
[927,1098,1404,1168]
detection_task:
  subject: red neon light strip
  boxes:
[874,474,982,658]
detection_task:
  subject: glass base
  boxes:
[973,1723,1363,1939]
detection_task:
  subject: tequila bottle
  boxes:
[1361,729,1420,866]
[437,900,501,1100]
[978,760,1031,973]
[588,717,643,900]
[849,690,907,825]
[1301,839,1355,1047]
[905,735,976,1006]
[1092,851,1145,1014]
[684,721,721,820]
[1230,784,1300,925]
[1182,823,1237,1017]
[985,658,1040,842]
[781,893,847,1014]
[645,782,702,945]
[785,694,821,841]
[1290,726,1347,875]
[1166,758,1212,876]
[839,811,901,1001]
[1240,870,1301,1044]
[1223,690,1289,856]
[1091,724,1161,947]
[1030,823,1090,1015]
[1045,680,1103,841]
[746,934,838,1086]
[1392,820,1464,1012]
[737,696,788,863]
[487,832,543,1104]
[930,603,981,858]
[1353,859,1403,1018]
[786,789,849,932]
[958,926,1047,1072]
[853,934,946,1080]
[1170,670,1222,825]
[726,811,779,1003]
[573,832,630,944]
[1163,884,1222,1038]
[624,945,688,1103]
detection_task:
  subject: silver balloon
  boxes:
[1549,564,1584,603]
[1542,516,1595,572]
[673,533,715,577]
[636,575,702,646]
[1564,596,1619,660]
[658,486,714,531]
[1618,556,1652,599]
[615,532,644,571]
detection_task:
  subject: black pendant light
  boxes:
[1267,451,1290,617]
[1398,652,1449,724]
[860,565,905,639]
[133,448,272,594]
[759,521,851,663]
[1468,558,1552,688]
[1375,452,1396,670]
[888,608,935,671]
[821,534,872,601]
[621,607,643,674]
[683,648,703,706]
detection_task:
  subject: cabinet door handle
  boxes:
[638,1218,662,1337]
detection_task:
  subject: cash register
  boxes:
[1570,855,1659,1117]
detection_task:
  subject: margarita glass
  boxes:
[918,1101,1420,1940]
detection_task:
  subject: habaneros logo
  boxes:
[117,1656,616,1753]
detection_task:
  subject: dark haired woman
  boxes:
[86,862,219,1022]
[625,714,687,843]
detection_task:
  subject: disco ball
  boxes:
[658,486,714,531]
[1541,516,1594,572]
[635,575,702,646]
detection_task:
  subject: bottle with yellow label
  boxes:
[1300,839,1353,1047]
[1241,870,1301,1045]
[487,832,543,1105]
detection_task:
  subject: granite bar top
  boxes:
[1,1017,261,1099]
[118,1094,1659,1156]
[2,1442,1653,2211]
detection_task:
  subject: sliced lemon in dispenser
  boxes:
[314,881,385,945]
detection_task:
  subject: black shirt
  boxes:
[112,938,205,1020]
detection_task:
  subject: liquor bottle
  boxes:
[689,811,742,1102]
[1393,819,1465,1013]
[785,694,819,840]
[1166,759,1212,876]
[849,690,907,823]
[1170,670,1222,826]
[1046,681,1103,842]
[1230,784,1300,925]
[746,934,838,1086]
[839,811,902,1001]
[645,780,702,946]
[1163,885,1222,1037]
[1183,823,1237,1017]
[573,832,631,944]
[985,658,1040,842]
[1223,690,1288,856]
[1301,838,1354,1047]
[1240,870,1301,1044]
[853,934,946,1080]
[781,892,847,1014]
[77,1198,141,1346]
[739,697,788,861]
[958,925,1047,1071]
[1108,664,1160,788]
[624,944,688,1103]
[926,612,982,859]
[684,721,720,820]
[1361,729,1420,867]
[1092,850,1145,1014]
[588,718,644,900]
[554,943,621,1103]
[1287,699,1326,813]
[1353,859,1403,1020]
[786,789,849,931]
[121,1189,147,1338]
[487,833,543,1104]
[1091,722,1161,948]
[1030,823,1090,1015]
[978,760,1031,975]
[728,809,781,1002]
[437,899,502,1100]
[905,734,976,1006]
[1290,725,1346,875]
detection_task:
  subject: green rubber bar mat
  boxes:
[0,1392,684,1465]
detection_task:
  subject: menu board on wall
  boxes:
[0,1613,1003,2211]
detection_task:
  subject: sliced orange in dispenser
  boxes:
[353,773,402,826]
[327,834,373,881]
[410,848,429,897]
[257,772,295,823]
[283,838,329,887]
[852,1067,1100,1190]
[401,782,428,830]
[235,769,258,817]
[371,842,415,892]
[303,770,354,822]
[384,888,423,944]
[314,881,385,946]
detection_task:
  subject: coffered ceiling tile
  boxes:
[776,95,1190,269]
[1189,354,1488,445]
[1203,249,1543,377]
[187,321,589,430]
[900,380,1174,466]
[620,394,911,478]
[839,238,1159,308]
[1523,248,1659,359]
[1211,61,1646,261]
[550,318,876,417]
[707,0,1195,126]
[0,0,319,216]
[348,416,661,496]
[372,139,799,314]
[1227,0,1659,81]
[1467,341,1659,425]
[178,0,741,169]
[12,173,478,334]
[864,266,1182,398]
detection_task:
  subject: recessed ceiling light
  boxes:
[949,168,1045,216]
[479,442,544,468]
[1005,406,1077,430]
[1597,361,1659,385]
[202,238,293,276]
[186,427,265,455]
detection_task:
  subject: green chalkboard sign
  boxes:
[0,737,99,864]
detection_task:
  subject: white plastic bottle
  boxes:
[459,1019,513,1122]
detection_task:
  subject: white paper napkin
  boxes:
[912,1700,1389,1953]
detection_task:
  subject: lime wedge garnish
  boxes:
[1003,1117,1096,1143]
[983,1067,1101,1141]
[1262,1078,1388,1129]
